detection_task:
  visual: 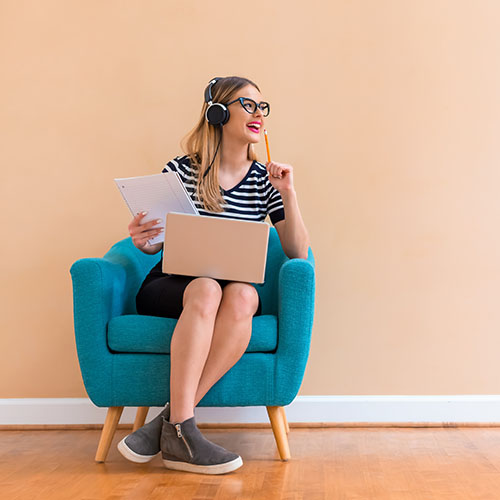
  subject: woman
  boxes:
[118,76,310,475]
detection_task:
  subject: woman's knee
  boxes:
[221,283,259,320]
[182,278,223,316]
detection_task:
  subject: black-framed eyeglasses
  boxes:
[225,97,270,117]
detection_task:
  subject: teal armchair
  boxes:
[70,227,315,462]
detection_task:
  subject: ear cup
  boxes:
[205,103,229,126]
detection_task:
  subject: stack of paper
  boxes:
[114,171,199,245]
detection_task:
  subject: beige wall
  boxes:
[2,0,499,398]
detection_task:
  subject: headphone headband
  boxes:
[204,77,222,105]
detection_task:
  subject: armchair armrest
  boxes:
[274,247,316,405]
[69,257,128,406]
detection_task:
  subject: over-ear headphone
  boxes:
[202,77,227,180]
[204,77,230,126]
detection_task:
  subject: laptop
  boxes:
[162,212,270,284]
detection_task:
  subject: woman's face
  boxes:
[222,84,266,146]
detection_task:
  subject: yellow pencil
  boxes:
[264,128,271,163]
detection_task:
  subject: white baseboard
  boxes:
[1,395,500,426]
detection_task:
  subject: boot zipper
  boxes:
[175,423,193,459]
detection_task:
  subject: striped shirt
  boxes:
[162,154,285,225]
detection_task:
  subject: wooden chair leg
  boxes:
[95,406,123,463]
[266,406,291,461]
[279,406,290,434]
[133,407,150,432]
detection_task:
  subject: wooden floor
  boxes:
[2,426,500,499]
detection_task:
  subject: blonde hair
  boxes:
[179,76,261,212]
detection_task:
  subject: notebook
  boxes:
[114,171,199,246]
[162,212,270,284]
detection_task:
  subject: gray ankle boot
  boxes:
[117,403,170,463]
[160,415,243,474]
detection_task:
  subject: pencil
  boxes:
[264,128,271,163]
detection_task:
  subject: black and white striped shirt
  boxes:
[162,154,285,226]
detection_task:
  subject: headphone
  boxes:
[202,77,228,180]
[204,77,230,126]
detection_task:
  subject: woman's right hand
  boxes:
[128,212,164,253]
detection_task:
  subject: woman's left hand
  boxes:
[266,161,294,193]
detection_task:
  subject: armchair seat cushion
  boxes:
[107,314,279,354]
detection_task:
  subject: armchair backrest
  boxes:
[102,227,290,316]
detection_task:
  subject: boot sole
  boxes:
[117,436,160,463]
[162,455,243,474]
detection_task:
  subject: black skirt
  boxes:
[136,259,262,319]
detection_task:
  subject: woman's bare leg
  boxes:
[193,282,259,407]
[168,278,222,424]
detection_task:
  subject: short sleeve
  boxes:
[267,185,285,225]
[161,155,183,174]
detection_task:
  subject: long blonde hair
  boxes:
[180,76,261,212]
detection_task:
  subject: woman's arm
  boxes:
[279,188,310,260]
[266,161,310,260]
